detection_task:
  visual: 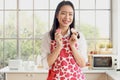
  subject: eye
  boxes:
[69,13,73,16]
[61,12,66,15]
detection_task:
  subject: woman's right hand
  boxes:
[55,30,63,49]
[47,30,62,67]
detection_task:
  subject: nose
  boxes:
[65,13,70,19]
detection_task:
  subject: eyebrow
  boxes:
[60,11,73,13]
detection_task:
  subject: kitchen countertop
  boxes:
[0,66,120,80]
[0,66,48,73]
[106,70,120,80]
[0,66,107,73]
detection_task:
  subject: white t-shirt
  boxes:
[40,29,88,69]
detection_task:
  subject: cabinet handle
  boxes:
[26,74,28,77]
[30,74,33,77]
[26,74,33,77]
[26,74,30,77]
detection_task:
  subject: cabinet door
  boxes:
[85,73,107,80]
[6,73,28,80]
[32,73,48,80]
[6,73,48,80]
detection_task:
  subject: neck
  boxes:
[59,26,69,36]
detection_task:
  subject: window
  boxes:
[0,0,111,68]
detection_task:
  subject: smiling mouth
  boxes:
[63,20,70,24]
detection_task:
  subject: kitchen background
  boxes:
[0,0,120,69]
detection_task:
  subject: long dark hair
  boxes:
[49,1,79,40]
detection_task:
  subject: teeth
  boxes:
[63,20,69,24]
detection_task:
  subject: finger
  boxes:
[71,28,78,35]
[72,33,77,36]
[55,33,61,39]
[71,35,77,41]
[56,35,62,41]
[55,32,58,36]
[56,28,61,33]
[72,38,75,41]
[73,32,78,35]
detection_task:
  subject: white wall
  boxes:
[112,0,120,64]
[112,0,120,69]
[112,0,118,55]
[118,0,120,57]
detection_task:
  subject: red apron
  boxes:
[47,37,85,80]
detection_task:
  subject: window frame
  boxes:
[0,0,112,68]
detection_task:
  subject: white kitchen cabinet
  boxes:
[85,73,107,80]
[6,73,48,80]
[1,67,119,80]
[6,73,107,80]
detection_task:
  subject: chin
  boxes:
[63,24,70,27]
[63,26,69,28]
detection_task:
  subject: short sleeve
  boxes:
[40,32,51,69]
[77,32,88,63]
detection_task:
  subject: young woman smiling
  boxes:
[41,1,87,80]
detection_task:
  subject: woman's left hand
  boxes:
[69,28,78,47]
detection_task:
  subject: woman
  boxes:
[41,1,87,80]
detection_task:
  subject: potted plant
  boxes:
[106,43,113,48]
[99,43,105,50]
[106,43,113,51]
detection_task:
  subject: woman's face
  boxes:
[57,5,74,28]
